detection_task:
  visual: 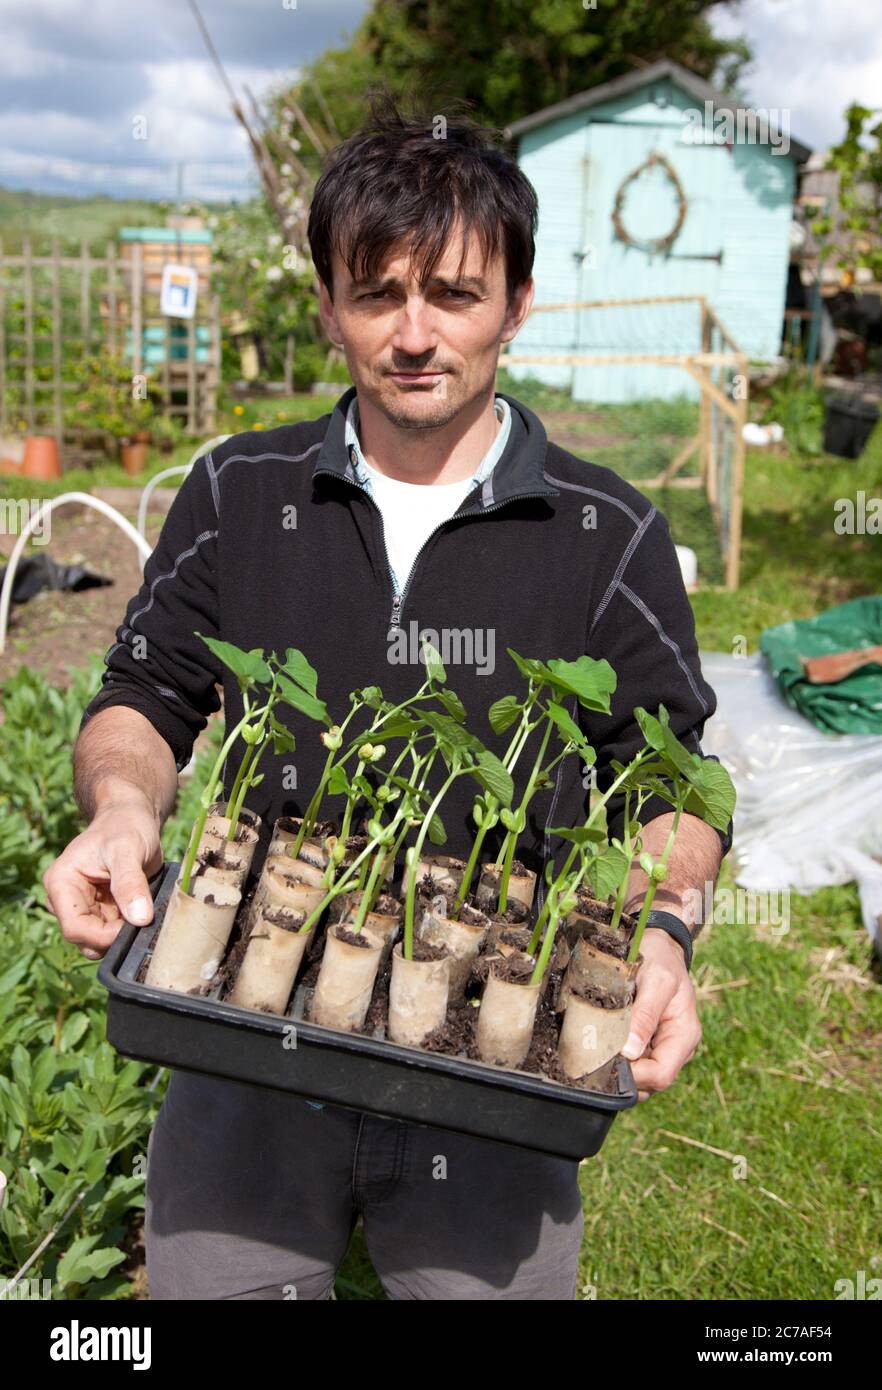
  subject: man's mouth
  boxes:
[387,369,446,381]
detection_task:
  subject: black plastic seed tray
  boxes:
[99,861,637,1160]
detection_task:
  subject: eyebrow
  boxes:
[350,273,488,293]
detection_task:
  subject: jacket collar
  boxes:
[312,384,559,508]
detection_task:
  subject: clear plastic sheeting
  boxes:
[700,651,882,946]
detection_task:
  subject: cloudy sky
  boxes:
[0,0,879,196]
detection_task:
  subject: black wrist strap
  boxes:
[643,910,694,971]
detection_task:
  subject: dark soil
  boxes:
[488,902,530,928]
[489,953,537,984]
[263,907,307,932]
[335,925,376,949]
[411,938,449,963]
[570,979,634,1009]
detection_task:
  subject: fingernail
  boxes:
[127,896,150,922]
[82,947,102,961]
[621,1032,644,1060]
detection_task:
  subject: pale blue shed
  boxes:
[503,60,812,402]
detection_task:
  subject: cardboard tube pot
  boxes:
[202,802,262,843]
[475,961,541,1068]
[247,854,326,927]
[198,817,259,879]
[228,908,313,1015]
[485,900,530,946]
[337,891,402,965]
[145,876,241,993]
[401,854,467,899]
[559,934,641,1011]
[419,897,490,1003]
[476,862,537,912]
[309,921,384,1032]
[388,940,451,1047]
[266,818,337,875]
[558,987,633,1078]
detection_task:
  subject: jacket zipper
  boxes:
[327,474,554,631]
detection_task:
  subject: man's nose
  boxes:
[391,298,438,357]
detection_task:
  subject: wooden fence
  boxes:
[499,294,747,589]
[0,237,220,451]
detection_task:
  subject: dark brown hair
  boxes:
[307,91,538,303]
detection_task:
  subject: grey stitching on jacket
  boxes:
[542,472,643,527]
[589,506,658,637]
[128,530,219,631]
[618,582,710,717]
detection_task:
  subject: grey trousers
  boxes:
[144,1069,584,1300]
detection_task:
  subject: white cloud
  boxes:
[711,0,882,151]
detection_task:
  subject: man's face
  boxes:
[318,223,533,430]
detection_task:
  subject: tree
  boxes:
[267,0,751,156]
[811,104,882,282]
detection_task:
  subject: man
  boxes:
[45,101,731,1300]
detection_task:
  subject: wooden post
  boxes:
[727,353,748,590]
[187,313,197,433]
[162,317,171,420]
[131,241,143,380]
[106,239,118,356]
[205,293,220,432]
[51,239,63,452]
[23,237,35,431]
[284,333,294,394]
[698,298,711,489]
[80,239,91,355]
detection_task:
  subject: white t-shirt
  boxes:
[345,395,512,594]
[359,461,477,595]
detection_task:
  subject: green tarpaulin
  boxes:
[760,596,882,735]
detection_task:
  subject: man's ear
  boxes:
[317,277,343,347]
[501,277,534,344]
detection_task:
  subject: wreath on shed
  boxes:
[611,150,688,255]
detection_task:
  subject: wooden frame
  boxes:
[498,294,747,589]
[0,236,221,455]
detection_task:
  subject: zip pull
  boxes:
[389,592,402,630]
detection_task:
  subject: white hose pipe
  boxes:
[0,493,153,656]
[136,434,231,538]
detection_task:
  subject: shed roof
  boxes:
[504,58,812,165]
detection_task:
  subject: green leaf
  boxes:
[470,750,514,807]
[277,675,330,724]
[547,824,606,844]
[426,812,447,846]
[488,695,521,734]
[546,656,616,712]
[591,845,631,901]
[506,649,552,684]
[281,648,318,696]
[196,634,271,686]
[327,764,351,797]
[422,639,447,685]
[437,688,467,722]
[545,700,595,760]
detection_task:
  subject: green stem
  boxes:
[627,801,684,963]
[402,767,460,959]
[180,704,264,895]
[496,717,553,911]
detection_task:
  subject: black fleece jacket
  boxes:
[80,385,732,914]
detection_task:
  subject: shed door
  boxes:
[573,120,728,399]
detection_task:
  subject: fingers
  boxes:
[629,1009,702,1099]
[105,840,155,927]
[43,866,130,956]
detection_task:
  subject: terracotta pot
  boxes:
[21,435,61,481]
[121,439,149,476]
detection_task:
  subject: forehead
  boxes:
[332,219,504,289]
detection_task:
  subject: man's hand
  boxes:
[620,927,701,1102]
[43,795,163,961]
